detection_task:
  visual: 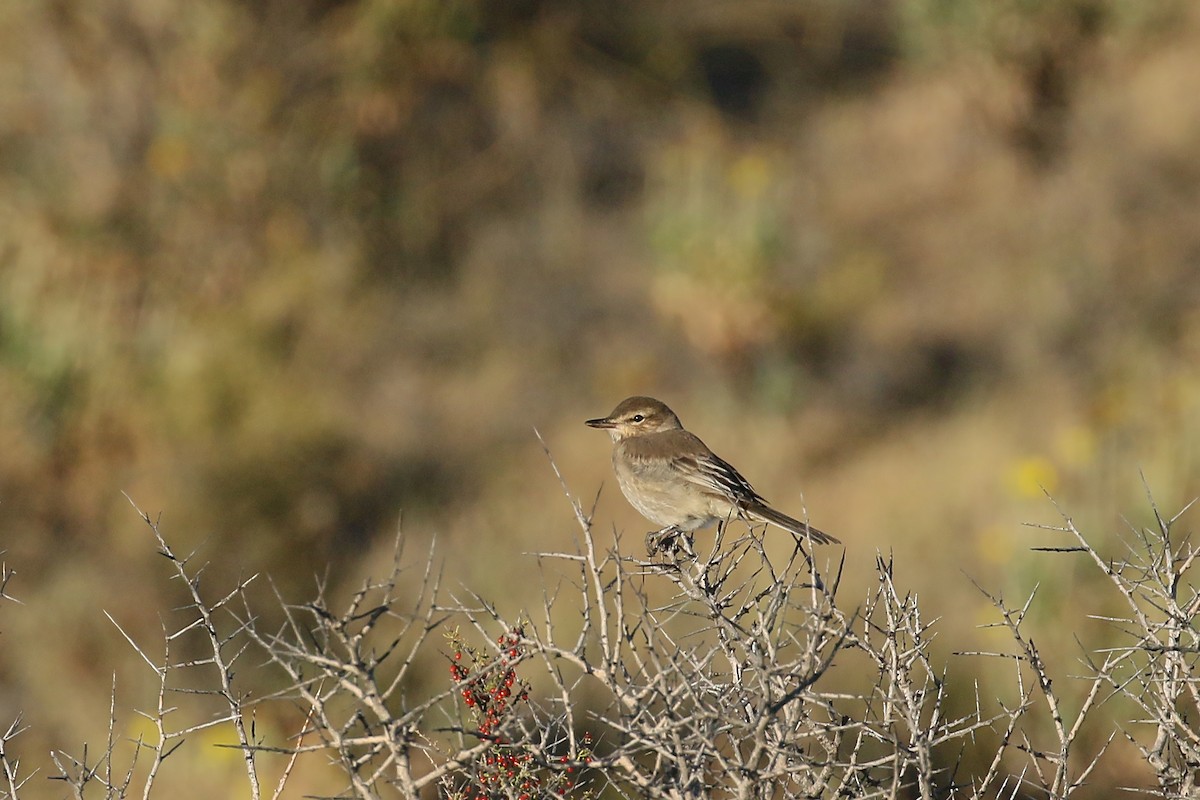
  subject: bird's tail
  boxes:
[745,502,840,545]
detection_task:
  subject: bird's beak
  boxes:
[585,417,615,429]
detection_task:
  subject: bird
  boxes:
[585,396,838,553]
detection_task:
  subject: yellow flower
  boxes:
[197,721,244,764]
[1008,456,1058,498]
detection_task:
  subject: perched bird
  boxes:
[585,396,838,551]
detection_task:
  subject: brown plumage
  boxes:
[586,396,838,546]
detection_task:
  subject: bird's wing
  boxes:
[658,431,765,506]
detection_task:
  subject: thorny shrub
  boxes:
[0,478,1198,799]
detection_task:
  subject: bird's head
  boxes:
[585,396,684,441]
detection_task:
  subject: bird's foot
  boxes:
[646,527,694,559]
[645,527,673,555]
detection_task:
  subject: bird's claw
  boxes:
[645,528,672,555]
[646,527,695,559]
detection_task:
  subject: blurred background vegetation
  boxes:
[2,0,1200,795]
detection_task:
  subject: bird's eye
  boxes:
[630,414,645,423]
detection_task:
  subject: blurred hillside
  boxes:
[3,0,1200,796]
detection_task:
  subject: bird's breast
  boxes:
[612,441,724,530]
